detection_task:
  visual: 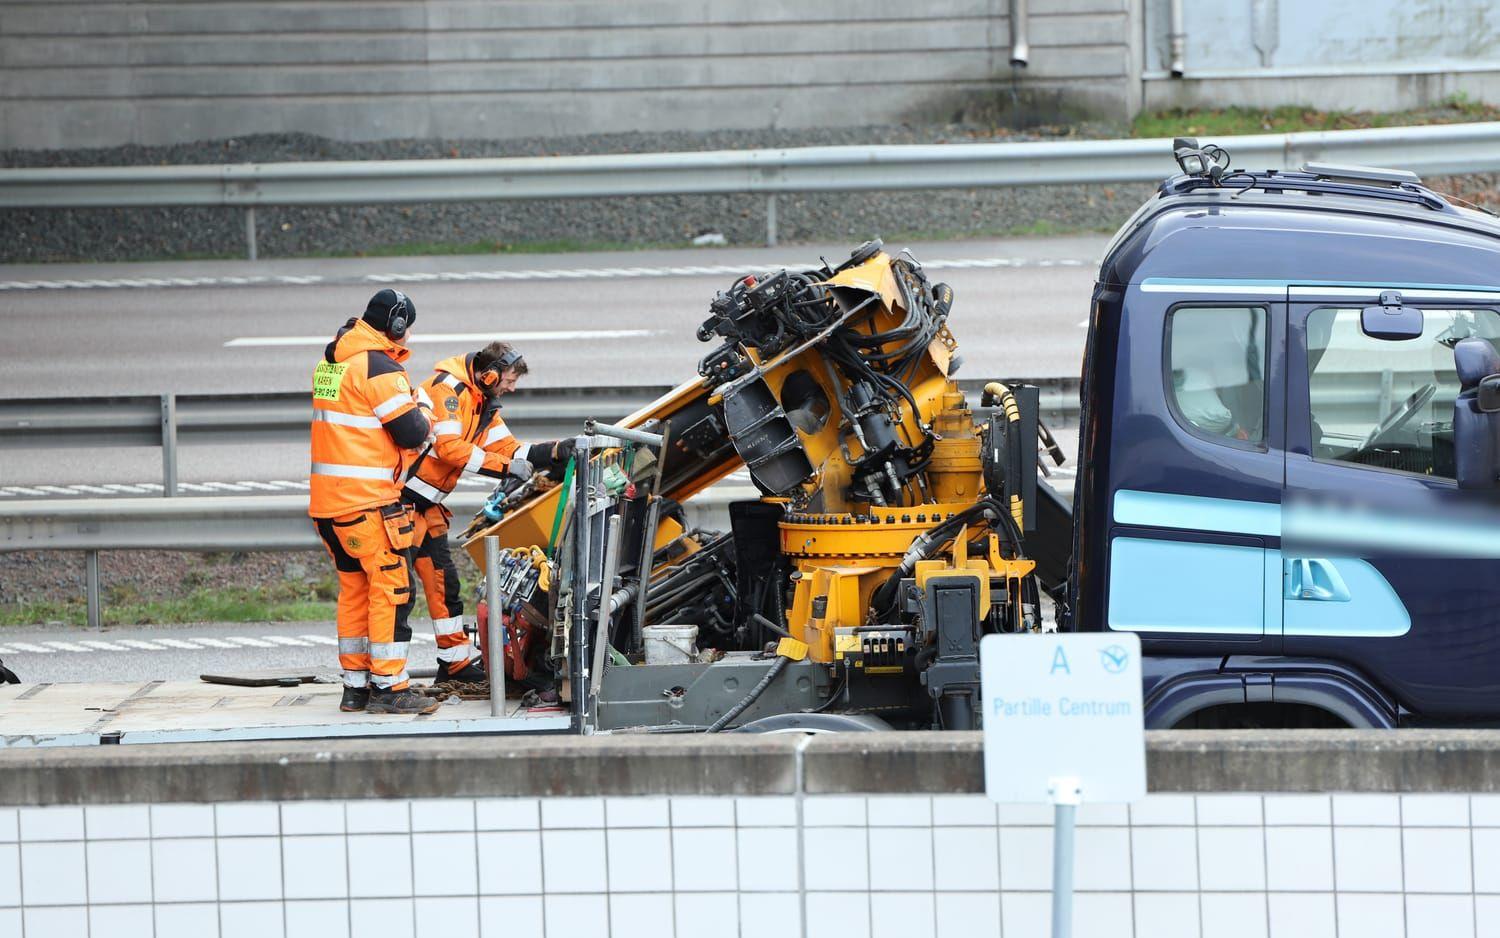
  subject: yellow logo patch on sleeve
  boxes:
[312,362,349,401]
[395,375,410,394]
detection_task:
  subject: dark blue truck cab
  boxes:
[1072,159,1500,728]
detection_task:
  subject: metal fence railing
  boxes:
[0,488,751,628]
[0,378,1082,495]
[7,122,1500,257]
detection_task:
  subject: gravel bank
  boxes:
[3,123,1151,263]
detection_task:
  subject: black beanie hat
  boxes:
[363,289,415,335]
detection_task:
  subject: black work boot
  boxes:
[339,686,370,712]
[436,658,487,684]
[367,687,441,715]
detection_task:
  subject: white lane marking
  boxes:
[118,639,166,650]
[0,256,1094,293]
[43,641,90,652]
[5,642,55,653]
[188,637,240,649]
[190,633,243,648]
[153,638,203,649]
[223,636,275,648]
[299,634,340,645]
[0,645,15,655]
[225,329,655,348]
[78,640,129,651]
[263,635,312,647]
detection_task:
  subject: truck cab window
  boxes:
[1306,307,1500,479]
[1167,306,1267,444]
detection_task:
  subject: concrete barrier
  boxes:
[3,730,1498,805]
[3,731,1498,936]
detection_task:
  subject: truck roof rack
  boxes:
[1163,168,1452,213]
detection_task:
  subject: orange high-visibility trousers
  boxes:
[412,505,480,670]
[315,504,418,691]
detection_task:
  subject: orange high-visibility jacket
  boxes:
[402,354,523,508]
[309,319,430,519]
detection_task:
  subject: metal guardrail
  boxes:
[8,122,1500,257]
[0,378,1082,495]
[0,487,752,628]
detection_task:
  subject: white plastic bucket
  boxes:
[642,624,700,665]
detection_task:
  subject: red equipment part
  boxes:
[475,600,539,681]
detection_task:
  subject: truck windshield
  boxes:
[1307,307,1500,479]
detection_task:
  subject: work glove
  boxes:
[526,438,576,473]
[507,457,534,482]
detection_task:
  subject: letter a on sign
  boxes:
[1050,646,1070,675]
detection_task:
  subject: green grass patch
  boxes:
[1131,94,1500,139]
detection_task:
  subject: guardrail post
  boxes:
[244,207,258,262]
[160,393,179,497]
[485,536,504,718]
[766,194,778,247]
[85,550,101,630]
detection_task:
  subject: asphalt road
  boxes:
[0,235,1100,396]
[2,235,1100,488]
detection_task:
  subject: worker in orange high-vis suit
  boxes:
[309,289,440,715]
[402,341,575,682]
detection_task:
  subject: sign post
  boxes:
[980,633,1145,938]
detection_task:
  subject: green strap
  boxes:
[546,455,576,560]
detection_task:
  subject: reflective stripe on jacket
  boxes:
[310,319,429,518]
[402,354,522,507]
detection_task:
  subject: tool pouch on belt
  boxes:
[329,511,385,559]
[379,503,418,551]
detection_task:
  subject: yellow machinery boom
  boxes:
[464,241,1041,731]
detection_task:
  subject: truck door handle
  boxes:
[1285,558,1351,602]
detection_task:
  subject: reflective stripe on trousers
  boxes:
[431,614,476,664]
[371,641,410,661]
[371,670,411,690]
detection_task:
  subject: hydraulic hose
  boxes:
[705,656,790,733]
[869,497,1004,620]
[983,381,1026,533]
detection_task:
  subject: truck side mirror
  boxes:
[1361,292,1423,340]
[1453,338,1500,490]
[1479,375,1500,414]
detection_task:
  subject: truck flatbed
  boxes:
[0,680,571,748]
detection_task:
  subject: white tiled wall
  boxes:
[3,793,1499,937]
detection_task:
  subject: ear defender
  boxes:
[387,290,411,339]
[479,368,500,388]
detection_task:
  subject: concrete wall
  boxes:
[0,0,1136,151]
[4,732,1500,936]
[1141,0,1500,112]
